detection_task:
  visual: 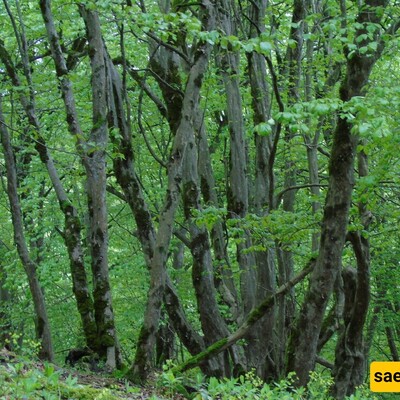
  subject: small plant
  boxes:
[0,359,120,400]
[5,332,41,359]
[157,360,194,399]
[306,370,334,399]
[170,369,382,400]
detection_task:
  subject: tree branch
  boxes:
[172,258,316,373]
[265,54,284,210]
[275,184,328,206]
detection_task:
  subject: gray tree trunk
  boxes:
[332,148,371,399]
[0,99,54,362]
[0,258,12,348]
[196,113,240,323]
[287,0,392,385]
[246,0,277,380]
[40,0,119,367]
[79,6,119,369]
[128,1,219,382]
[104,20,223,379]
[0,21,97,355]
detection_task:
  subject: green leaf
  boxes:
[254,122,272,136]
[259,41,272,53]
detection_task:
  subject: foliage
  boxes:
[155,367,382,400]
[1,0,400,396]
[0,352,388,400]
[0,350,184,399]
[0,360,116,400]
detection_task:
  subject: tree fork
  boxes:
[172,259,315,374]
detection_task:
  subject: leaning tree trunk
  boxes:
[0,18,98,352]
[172,259,315,374]
[287,0,393,387]
[128,1,219,382]
[0,99,54,362]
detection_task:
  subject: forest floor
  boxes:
[0,348,187,399]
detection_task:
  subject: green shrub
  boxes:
[0,360,117,400]
[156,365,382,400]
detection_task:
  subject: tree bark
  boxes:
[196,112,240,323]
[79,6,120,369]
[332,147,371,398]
[0,99,54,362]
[128,1,219,382]
[246,0,277,380]
[0,31,98,354]
[287,0,391,386]
[0,254,12,349]
[104,13,224,378]
[216,1,256,321]
[40,0,119,367]
[276,0,306,378]
[172,259,315,374]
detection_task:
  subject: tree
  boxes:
[0,98,53,361]
[287,2,399,394]
[1,0,400,397]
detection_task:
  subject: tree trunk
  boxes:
[276,0,306,378]
[216,8,256,314]
[128,1,218,382]
[215,6,261,376]
[40,0,119,367]
[172,260,315,374]
[105,19,223,379]
[79,6,120,369]
[1,32,98,354]
[246,0,277,380]
[196,113,240,323]
[287,0,391,386]
[0,99,54,362]
[332,148,371,398]
[0,258,12,349]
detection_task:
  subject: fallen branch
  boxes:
[172,258,316,374]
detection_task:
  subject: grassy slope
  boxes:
[0,348,181,400]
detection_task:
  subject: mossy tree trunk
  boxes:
[287,0,394,386]
[79,6,120,369]
[40,0,119,367]
[0,99,54,362]
[0,7,98,355]
[246,0,277,380]
[172,260,314,374]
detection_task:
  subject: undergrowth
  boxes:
[156,363,382,400]
[0,361,126,400]
[0,351,387,400]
